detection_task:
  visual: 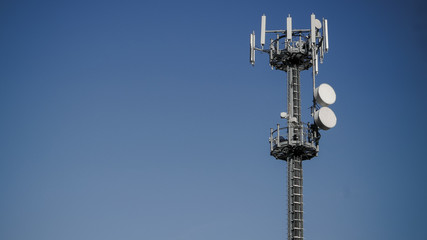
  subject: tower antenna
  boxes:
[250,13,337,240]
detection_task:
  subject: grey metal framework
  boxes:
[250,13,330,240]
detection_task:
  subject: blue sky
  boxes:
[1,0,426,239]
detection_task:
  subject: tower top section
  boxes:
[250,13,329,73]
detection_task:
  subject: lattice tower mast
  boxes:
[249,14,337,240]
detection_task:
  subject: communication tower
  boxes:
[249,13,337,240]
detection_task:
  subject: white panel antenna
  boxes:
[319,39,324,63]
[269,39,274,69]
[250,32,255,65]
[310,13,316,44]
[287,15,292,41]
[323,19,329,52]
[315,53,319,75]
[261,15,266,47]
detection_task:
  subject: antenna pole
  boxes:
[312,47,317,116]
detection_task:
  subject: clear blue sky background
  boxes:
[1,0,426,239]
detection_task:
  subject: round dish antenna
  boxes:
[314,107,337,130]
[314,83,336,107]
[314,19,322,29]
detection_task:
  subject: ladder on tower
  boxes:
[292,68,301,123]
[288,156,303,240]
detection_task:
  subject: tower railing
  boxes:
[269,123,316,150]
[269,123,319,161]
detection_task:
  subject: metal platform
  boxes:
[269,123,319,160]
[269,38,313,71]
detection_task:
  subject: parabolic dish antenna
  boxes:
[314,107,337,130]
[314,83,336,107]
[314,19,322,29]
